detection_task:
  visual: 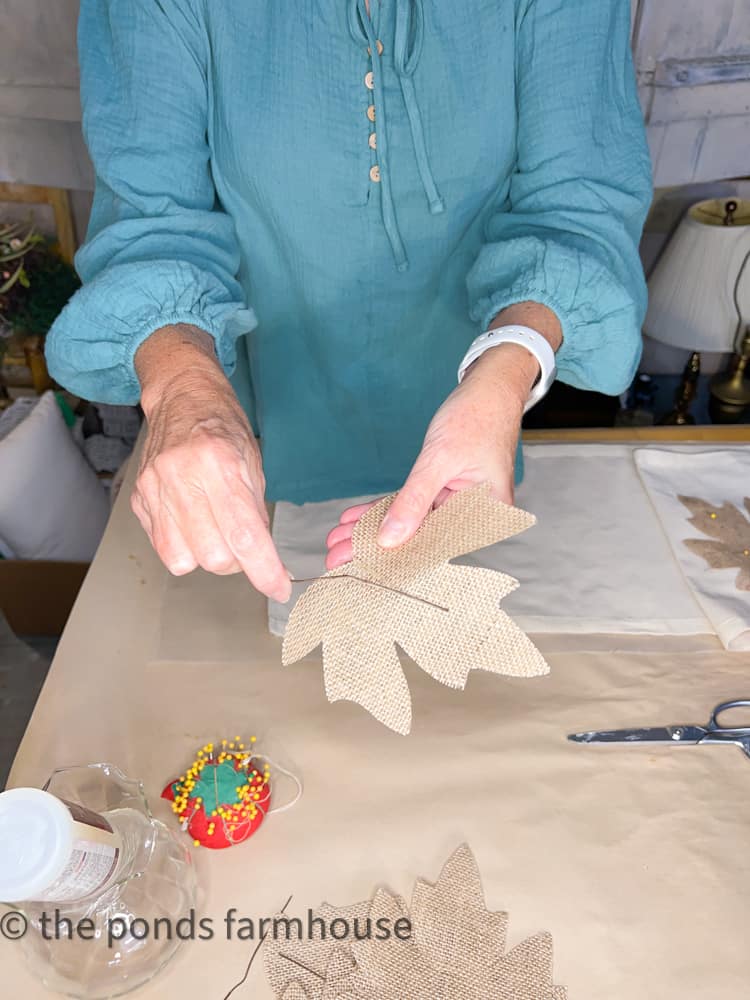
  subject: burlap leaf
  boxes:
[282,484,549,734]
[264,845,566,1000]
[350,845,565,1000]
[679,495,750,591]
[264,901,370,1000]
[281,986,311,1000]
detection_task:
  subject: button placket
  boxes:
[353,5,408,270]
[365,39,382,182]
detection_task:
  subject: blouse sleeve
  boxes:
[46,0,256,405]
[466,0,653,395]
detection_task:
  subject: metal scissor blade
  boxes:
[568,724,707,745]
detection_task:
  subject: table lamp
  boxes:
[644,197,750,423]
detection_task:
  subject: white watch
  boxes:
[457,324,557,413]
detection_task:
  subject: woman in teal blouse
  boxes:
[47,0,652,605]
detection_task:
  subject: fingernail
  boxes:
[378,516,408,547]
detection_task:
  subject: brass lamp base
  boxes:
[659,351,701,425]
[709,328,750,424]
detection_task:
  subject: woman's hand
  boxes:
[131,325,291,603]
[326,303,562,570]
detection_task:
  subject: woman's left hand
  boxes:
[326,340,542,569]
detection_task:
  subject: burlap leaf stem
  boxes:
[282,483,549,734]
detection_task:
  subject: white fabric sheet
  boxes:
[268,444,710,640]
[635,447,750,651]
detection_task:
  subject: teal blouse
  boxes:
[47,0,652,503]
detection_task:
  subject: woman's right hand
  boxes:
[131,324,291,603]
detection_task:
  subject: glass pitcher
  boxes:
[15,763,196,999]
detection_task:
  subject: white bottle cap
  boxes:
[0,788,73,902]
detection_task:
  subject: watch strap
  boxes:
[457,325,557,413]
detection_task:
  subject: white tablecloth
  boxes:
[267,445,710,644]
[635,447,750,650]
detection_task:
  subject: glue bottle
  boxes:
[0,787,123,903]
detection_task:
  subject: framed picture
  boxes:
[0,182,78,399]
[0,181,75,264]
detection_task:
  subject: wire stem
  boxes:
[292,574,448,612]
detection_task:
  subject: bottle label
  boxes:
[42,840,120,902]
[39,799,122,902]
[65,800,120,847]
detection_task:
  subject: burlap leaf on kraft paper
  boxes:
[679,495,750,591]
[265,845,567,1000]
[282,483,548,734]
[264,901,370,1000]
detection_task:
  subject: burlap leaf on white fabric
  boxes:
[265,845,566,1000]
[282,483,548,734]
[679,495,750,591]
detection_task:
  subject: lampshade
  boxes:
[644,198,750,352]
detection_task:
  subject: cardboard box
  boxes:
[0,560,89,636]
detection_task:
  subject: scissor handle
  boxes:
[708,700,750,733]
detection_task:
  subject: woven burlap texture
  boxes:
[264,901,369,1000]
[679,495,750,591]
[282,483,548,734]
[265,845,567,1000]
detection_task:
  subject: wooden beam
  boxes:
[48,188,76,264]
[524,425,750,443]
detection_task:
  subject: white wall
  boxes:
[0,0,92,241]
[1,0,749,371]
[0,0,91,190]
[633,0,750,187]
[2,0,750,194]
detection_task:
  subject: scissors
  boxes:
[568,699,750,759]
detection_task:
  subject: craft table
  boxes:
[3,429,750,999]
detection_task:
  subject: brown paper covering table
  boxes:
[2,430,750,998]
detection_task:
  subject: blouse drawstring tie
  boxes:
[393,0,445,217]
[349,0,445,272]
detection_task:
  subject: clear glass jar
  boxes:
[16,763,196,999]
